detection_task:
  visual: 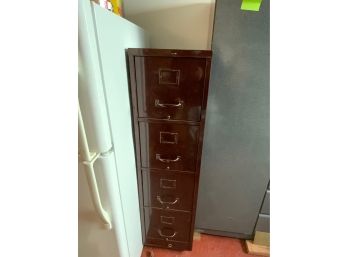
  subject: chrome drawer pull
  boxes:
[155,99,183,108]
[157,229,177,238]
[156,154,181,163]
[157,196,179,205]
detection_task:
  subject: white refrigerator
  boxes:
[78,1,149,257]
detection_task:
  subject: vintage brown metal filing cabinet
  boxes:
[127,48,212,251]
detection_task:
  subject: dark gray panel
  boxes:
[195,0,269,236]
[255,214,270,233]
[195,228,253,240]
[261,190,270,215]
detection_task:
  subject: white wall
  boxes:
[123,0,215,50]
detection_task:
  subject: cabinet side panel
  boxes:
[188,58,212,249]
[127,52,146,243]
[196,0,270,236]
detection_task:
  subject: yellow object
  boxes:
[110,0,123,16]
[241,0,263,11]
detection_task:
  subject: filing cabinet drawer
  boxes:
[142,169,195,211]
[145,238,191,251]
[144,207,192,242]
[135,57,207,121]
[139,122,200,171]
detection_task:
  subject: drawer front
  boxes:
[135,57,207,121]
[144,208,192,242]
[142,169,195,211]
[145,238,191,251]
[139,122,200,171]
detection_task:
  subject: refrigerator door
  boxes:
[92,3,149,257]
[78,0,112,154]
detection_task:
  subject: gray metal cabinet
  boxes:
[255,183,270,233]
[260,189,270,216]
[195,0,269,238]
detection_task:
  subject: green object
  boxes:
[241,0,263,11]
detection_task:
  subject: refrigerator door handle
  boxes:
[79,102,112,230]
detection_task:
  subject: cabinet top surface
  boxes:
[127,48,212,58]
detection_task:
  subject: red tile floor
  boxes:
[141,233,259,257]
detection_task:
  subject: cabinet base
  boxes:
[195,228,253,239]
